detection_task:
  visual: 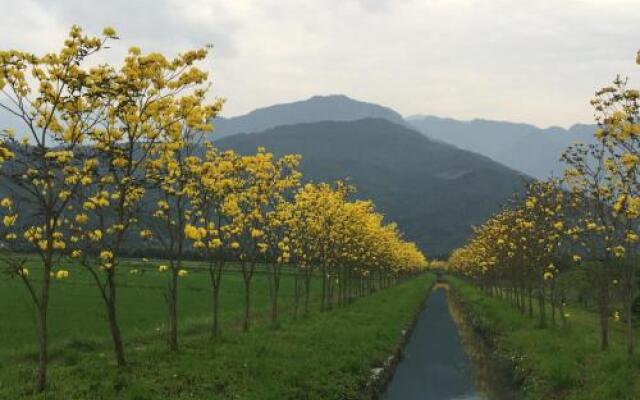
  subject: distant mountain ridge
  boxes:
[215,118,527,256]
[211,95,596,179]
[211,94,405,139]
[406,115,597,178]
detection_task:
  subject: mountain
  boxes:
[210,94,596,179]
[215,118,527,257]
[406,115,597,179]
[211,95,405,139]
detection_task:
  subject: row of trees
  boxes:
[0,27,427,392]
[448,180,571,328]
[448,51,640,356]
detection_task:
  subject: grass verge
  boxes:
[448,275,640,400]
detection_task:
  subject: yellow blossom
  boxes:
[621,153,639,171]
[612,246,626,258]
[3,214,17,227]
[55,270,70,279]
[613,311,621,322]
[102,26,118,37]
[184,224,206,241]
[208,238,223,248]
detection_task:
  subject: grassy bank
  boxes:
[448,276,640,400]
[0,263,433,399]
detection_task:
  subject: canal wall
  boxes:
[446,279,523,397]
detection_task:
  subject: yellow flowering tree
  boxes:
[521,179,567,327]
[563,138,620,350]
[146,131,214,350]
[449,179,568,328]
[563,63,640,353]
[67,32,221,362]
[287,182,349,314]
[0,25,117,391]
[187,146,243,338]
[229,149,300,331]
[263,199,295,328]
[286,181,427,312]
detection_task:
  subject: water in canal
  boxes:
[383,284,516,400]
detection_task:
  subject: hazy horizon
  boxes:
[215,93,597,130]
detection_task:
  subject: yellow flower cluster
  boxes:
[55,270,70,279]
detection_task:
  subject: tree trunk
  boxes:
[243,278,251,331]
[107,298,126,365]
[627,297,634,355]
[293,267,300,319]
[304,270,311,315]
[550,281,557,327]
[337,266,343,307]
[560,297,568,328]
[329,268,336,310]
[212,283,221,337]
[270,263,281,329]
[321,264,327,311]
[624,261,635,356]
[209,259,223,338]
[169,267,178,351]
[598,281,610,351]
[600,310,610,351]
[35,271,50,392]
[106,272,126,365]
[537,282,547,328]
[242,263,253,332]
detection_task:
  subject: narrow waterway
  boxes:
[383,283,516,400]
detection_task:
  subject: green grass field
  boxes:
[0,257,313,359]
[448,275,640,400]
[0,257,434,399]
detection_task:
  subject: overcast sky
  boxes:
[1,0,639,128]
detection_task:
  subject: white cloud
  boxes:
[1,0,639,127]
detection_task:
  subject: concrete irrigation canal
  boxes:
[383,282,517,400]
